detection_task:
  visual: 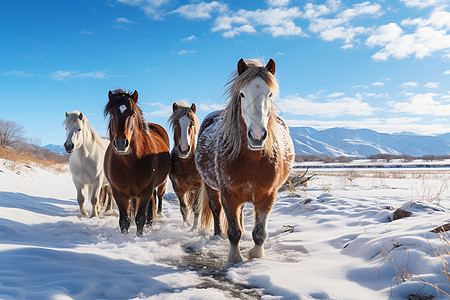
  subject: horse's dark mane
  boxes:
[104,89,149,133]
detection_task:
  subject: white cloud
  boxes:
[277,94,377,117]
[372,81,384,86]
[336,2,382,19]
[266,0,290,7]
[444,70,450,75]
[181,35,197,42]
[369,9,450,61]
[302,3,331,20]
[327,92,345,98]
[366,23,404,47]
[400,81,418,88]
[3,70,35,77]
[117,0,169,20]
[144,102,172,118]
[177,50,197,55]
[392,93,450,115]
[425,81,440,88]
[173,1,227,20]
[282,116,450,136]
[79,29,93,35]
[212,7,304,38]
[399,0,444,9]
[197,102,224,112]
[116,17,133,23]
[49,70,108,81]
[308,2,382,47]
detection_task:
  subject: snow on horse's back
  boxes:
[64,110,112,218]
[195,58,295,264]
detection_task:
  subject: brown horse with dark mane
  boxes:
[169,102,202,228]
[104,89,170,236]
[196,59,295,263]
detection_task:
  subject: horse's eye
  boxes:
[78,128,81,131]
[240,92,245,98]
[269,93,273,97]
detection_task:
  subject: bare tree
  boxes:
[0,119,25,148]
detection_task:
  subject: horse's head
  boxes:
[104,89,144,155]
[170,102,199,158]
[64,111,85,153]
[236,58,277,151]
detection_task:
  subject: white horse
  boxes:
[64,111,112,217]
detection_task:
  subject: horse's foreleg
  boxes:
[175,190,188,223]
[74,181,88,217]
[89,182,101,218]
[136,196,150,236]
[207,185,222,236]
[115,196,131,233]
[157,179,167,216]
[146,190,156,226]
[248,193,276,260]
[222,189,244,264]
[106,185,114,212]
[191,189,201,230]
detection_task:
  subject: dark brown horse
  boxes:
[104,89,170,236]
[196,59,295,263]
[168,102,202,228]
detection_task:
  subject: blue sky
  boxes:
[1,0,450,146]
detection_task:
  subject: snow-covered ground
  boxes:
[1,158,450,299]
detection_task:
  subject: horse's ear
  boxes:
[65,112,69,118]
[108,90,113,99]
[172,103,178,112]
[131,90,138,103]
[190,103,196,113]
[237,58,248,75]
[78,112,84,121]
[265,58,275,75]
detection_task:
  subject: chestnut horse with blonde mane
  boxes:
[169,102,202,228]
[196,58,294,263]
[104,89,170,236]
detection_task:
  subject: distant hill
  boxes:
[41,128,450,157]
[42,144,66,155]
[289,127,450,157]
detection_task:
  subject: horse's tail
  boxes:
[196,182,213,231]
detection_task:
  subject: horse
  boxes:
[195,58,295,263]
[64,111,113,218]
[103,89,170,236]
[168,102,202,228]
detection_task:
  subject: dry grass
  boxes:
[410,177,449,205]
[0,147,68,172]
[381,234,450,299]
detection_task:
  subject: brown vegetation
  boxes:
[0,146,68,170]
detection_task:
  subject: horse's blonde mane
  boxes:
[168,102,200,135]
[64,111,105,151]
[220,59,279,161]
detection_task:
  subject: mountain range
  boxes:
[42,127,450,157]
[289,127,450,157]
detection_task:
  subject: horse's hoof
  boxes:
[247,245,264,259]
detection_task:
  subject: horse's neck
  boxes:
[131,129,151,158]
[79,128,99,156]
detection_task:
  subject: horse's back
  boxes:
[274,115,295,186]
[195,111,223,190]
[147,122,170,150]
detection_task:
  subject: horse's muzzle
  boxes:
[113,139,130,154]
[178,144,190,158]
[64,141,74,153]
[247,129,267,151]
